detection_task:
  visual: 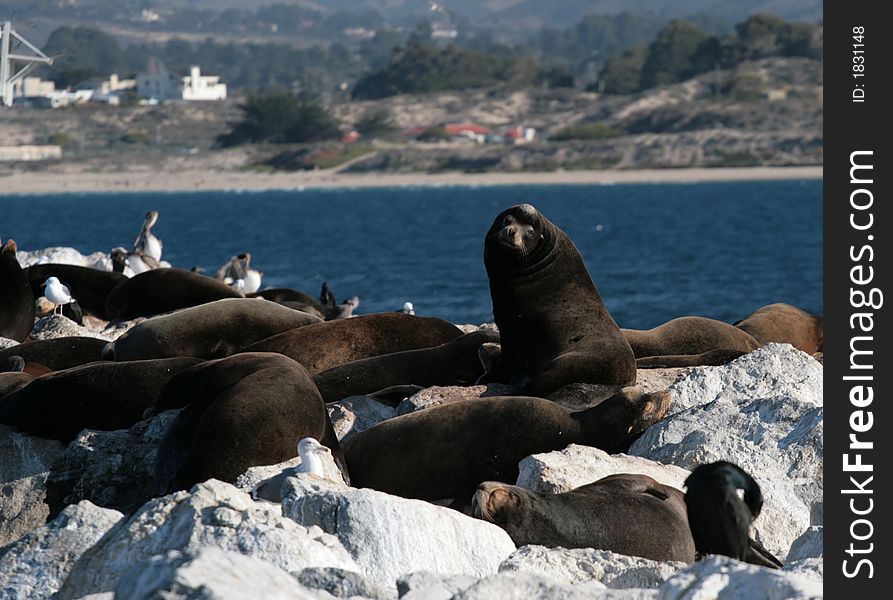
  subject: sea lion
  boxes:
[239,313,463,375]
[473,475,696,563]
[0,354,51,377]
[0,240,36,342]
[150,352,347,493]
[635,349,749,368]
[344,388,671,502]
[622,317,760,360]
[313,329,498,404]
[481,204,636,399]
[0,372,33,397]
[104,268,244,320]
[684,461,783,568]
[0,357,202,441]
[0,337,107,371]
[105,298,322,361]
[23,264,127,320]
[734,303,824,353]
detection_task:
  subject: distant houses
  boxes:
[12,65,226,108]
[401,122,537,145]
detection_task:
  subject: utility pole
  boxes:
[0,21,53,107]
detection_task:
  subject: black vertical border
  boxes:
[825,1,891,595]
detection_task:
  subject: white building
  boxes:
[12,77,55,98]
[137,66,226,102]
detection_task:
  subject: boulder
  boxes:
[656,556,822,599]
[787,527,823,561]
[0,501,123,599]
[58,479,359,598]
[0,426,66,546]
[498,546,684,589]
[634,368,694,395]
[0,337,18,351]
[328,396,397,442]
[629,344,823,558]
[397,572,480,600]
[782,558,823,586]
[282,475,516,586]
[29,315,114,342]
[114,548,332,600]
[296,567,395,599]
[516,445,689,494]
[449,572,657,600]
[16,247,111,270]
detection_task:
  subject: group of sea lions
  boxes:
[0,203,822,569]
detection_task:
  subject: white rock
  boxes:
[327,396,397,443]
[629,344,823,559]
[0,337,18,350]
[787,527,823,561]
[57,479,359,598]
[663,344,822,415]
[450,572,656,600]
[0,425,66,546]
[0,501,123,599]
[114,548,331,600]
[29,315,115,342]
[656,556,822,600]
[634,368,694,395]
[296,567,395,599]
[16,247,111,270]
[782,558,823,586]
[282,475,516,586]
[397,572,480,600]
[516,445,690,494]
[499,546,684,589]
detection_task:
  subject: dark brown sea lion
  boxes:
[0,357,203,441]
[473,475,696,563]
[734,303,824,353]
[0,337,107,371]
[104,268,244,320]
[240,313,464,374]
[480,204,636,399]
[23,264,127,320]
[150,352,346,493]
[0,372,34,396]
[313,330,498,404]
[105,298,322,361]
[622,317,761,358]
[0,354,51,377]
[635,348,750,368]
[684,461,783,568]
[344,388,671,502]
[0,240,36,342]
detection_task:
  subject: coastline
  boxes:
[0,165,822,195]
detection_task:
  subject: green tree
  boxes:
[354,108,396,137]
[597,46,647,94]
[218,89,340,146]
[640,20,709,89]
[42,26,123,86]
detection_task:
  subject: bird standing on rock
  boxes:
[42,276,73,317]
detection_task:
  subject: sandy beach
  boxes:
[0,165,822,195]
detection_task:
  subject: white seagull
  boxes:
[401,302,415,315]
[251,437,333,502]
[42,276,73,317]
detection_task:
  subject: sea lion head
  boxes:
[574,386,672,452]
[472,481,532,531]
[485,204,554,268]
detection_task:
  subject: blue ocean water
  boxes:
[0,180,822,328]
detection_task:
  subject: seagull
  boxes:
[133,210,163,261]
[251,437,333,502]
[216,253,262,294]
[401,302,415,315]
[42,276,73,317]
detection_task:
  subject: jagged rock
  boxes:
[0,501,123,599]
[297,567,395,599]
[629,344,823,559]
[45,410,181,516]
[58,479,359,598]
[449,572,657,600]
[656,556,822,599]
[282,475,516,586]
[395,384,512,416]
[236,450,347,502]
[397,572,480,600]
[114,548,332,600]
[787,527,823,561]
[16,247,111,270]
[516,445,690,494]
[661,344,822,415]
[328,396,397,442]
[782,558,823,586]
[634,368,694,395]
[0,337,18,350]
[0,426,66,546]
[498,546,684,589]
[29,315,115,342]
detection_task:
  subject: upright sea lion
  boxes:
[151,352,346,493]
[106,298,322,361]
[0,337,107,372]
[734,303,824,353]
[0,357,202,441]
[104,268,244,320]
[481,204,636,398]
[313,330,498,404]
[0,240,36,342]
[684,461,783,568]
[23,264,127,320]
[239,313,463,375]
[622,317,761,359]
[473,475,696,563]
[344,388,671,502]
